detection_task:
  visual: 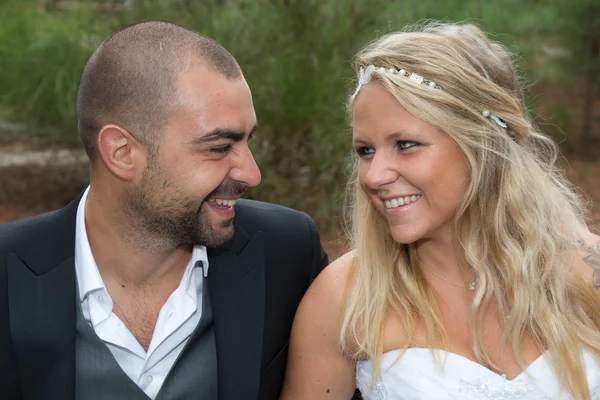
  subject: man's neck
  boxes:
[84,188,192,289]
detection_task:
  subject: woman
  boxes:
[281,22,600,399]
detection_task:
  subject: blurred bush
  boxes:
[0,0,112,145]
[0,0,597,232]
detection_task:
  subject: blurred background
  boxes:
[0,0,598,257]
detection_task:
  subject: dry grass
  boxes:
[0,164,88,223]
[565,159,600,230]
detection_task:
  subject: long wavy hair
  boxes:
[341,21,600,399]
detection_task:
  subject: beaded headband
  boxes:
[353,65,512,136]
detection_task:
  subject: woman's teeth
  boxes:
[384,195,421,209]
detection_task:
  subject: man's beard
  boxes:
[122,162,247,248]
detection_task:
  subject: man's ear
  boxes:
[97,124,146,181]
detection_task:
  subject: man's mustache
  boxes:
[207,182,248,200]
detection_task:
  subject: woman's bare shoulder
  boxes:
[307,250,356,306]
[327,249,357,271]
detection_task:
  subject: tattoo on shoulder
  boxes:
[578,239,600,288]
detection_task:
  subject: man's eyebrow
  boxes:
[194,123,258,144]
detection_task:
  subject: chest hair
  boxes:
[112,290,172,352]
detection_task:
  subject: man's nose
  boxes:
[230,146,261,187]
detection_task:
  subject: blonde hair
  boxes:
[342,21,600,399]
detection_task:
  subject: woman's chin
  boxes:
[389,228,422,245]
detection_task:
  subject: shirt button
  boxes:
[97,295,105,304]
[146,375,153,383]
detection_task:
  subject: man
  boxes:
[0,21,327,400]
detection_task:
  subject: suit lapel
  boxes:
[8,255,76,400]
[209,229,265,400]
[6,196,80,400]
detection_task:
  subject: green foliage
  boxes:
[0,0,597,231]
[550,0,600,158]
[0,0,113,144]
[553,0,600,81]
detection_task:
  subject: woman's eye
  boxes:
[210,145,231,154]
[397,141,418,150]
[355,146,375,157]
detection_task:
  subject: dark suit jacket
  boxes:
[0,196,328,400]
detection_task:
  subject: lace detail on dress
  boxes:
[355,348,600,400]
[453,375,536,399]
[371,375,388,400]
[356,361,388,400]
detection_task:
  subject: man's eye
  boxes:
[210,145,231,154]
[355,146,375,157]
[397,141,418,150]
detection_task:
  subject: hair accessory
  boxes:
[490,115,508,129]
[481,109,509,131]
[352,65,441,98]
[353,64,514,139]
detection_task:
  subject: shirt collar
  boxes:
[193,244,209,277]
[184,245,208,299]
[74,186,105,302]
[74,186,210,303]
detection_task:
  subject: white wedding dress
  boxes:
[356,347,600,399]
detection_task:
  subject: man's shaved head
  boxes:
[77,20,242,162]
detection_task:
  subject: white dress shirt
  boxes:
[74,187,209,399]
